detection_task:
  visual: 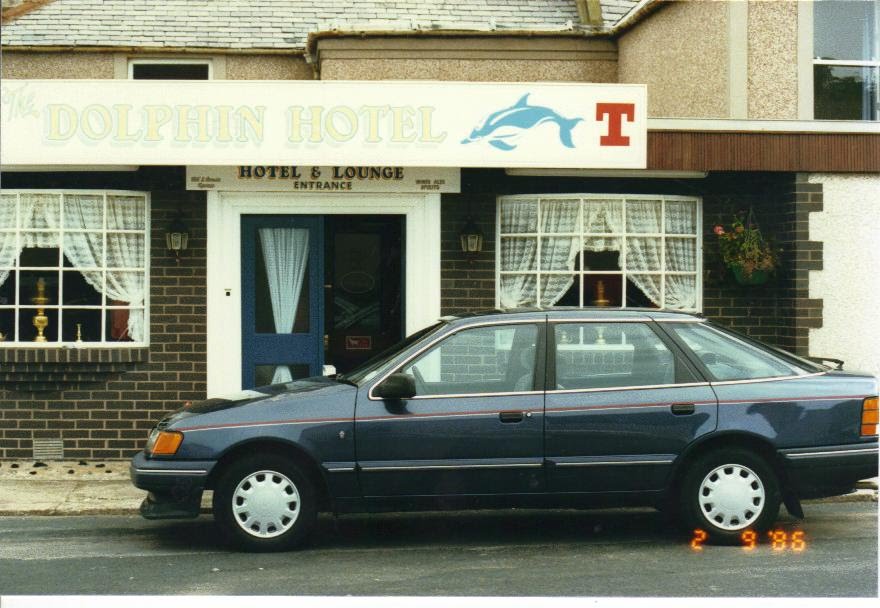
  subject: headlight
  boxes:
[146,429,184,456]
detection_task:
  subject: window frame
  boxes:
[367,319,545,400]
[128,58,213,80]
[0,189,151,348]
[812,0,880,121]
[495,193,703,312]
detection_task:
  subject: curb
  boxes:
[0,507,215,517]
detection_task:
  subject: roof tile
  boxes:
[2,1,640,49]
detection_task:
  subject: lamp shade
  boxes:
[165,216,189,253]
[459,218,484,253]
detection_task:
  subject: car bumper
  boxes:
[781,441,879,499]
[129,451,216,519]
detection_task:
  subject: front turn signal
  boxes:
[861,397,878,437]
[147,430,184,455]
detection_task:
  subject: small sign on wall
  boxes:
[186,165,460,193]
[345,336,372,350]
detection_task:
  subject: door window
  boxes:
[400,324,539,396]
[553,322,678,390]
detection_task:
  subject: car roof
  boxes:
[441,308,704,325]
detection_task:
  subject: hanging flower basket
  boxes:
[729,263,771,286]
[713,209,780,286]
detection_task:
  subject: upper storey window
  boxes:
[129,59,211,80]
[814,0,879,120]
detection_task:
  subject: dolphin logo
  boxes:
[461,94,584,151]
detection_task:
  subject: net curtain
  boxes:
[499,198,697,309]
[0,193,147,341]
[259,227,310,385]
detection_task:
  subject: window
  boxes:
[813,0,879,120]
[497,195,701,311]
[0,191,149,345]
[399,324,539,396]
[554,322,681,390]
[667,323,804,381]
[129,60,211,80]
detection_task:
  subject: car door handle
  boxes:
[499,410,525,423]
[671,403,696,416]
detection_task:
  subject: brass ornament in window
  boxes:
[31,277,50,342]
[592,279,611,307]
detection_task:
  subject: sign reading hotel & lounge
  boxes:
[186,165,460,193]
[1,80,647,169]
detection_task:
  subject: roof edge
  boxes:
[0,44,305,56]
[304,27,611,55]
[609,0,665,35]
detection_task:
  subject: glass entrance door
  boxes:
[324,215,404,374]
[241,215,323,388]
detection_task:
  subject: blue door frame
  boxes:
[241,215,324,388]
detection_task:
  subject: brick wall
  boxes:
[701,173,823,355]
[440,192,497,315]
[0,185,208,459]
[0,169,824,459]
[441,171,822,355]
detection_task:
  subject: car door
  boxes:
[355,320,546,498]
[544,319,717,494]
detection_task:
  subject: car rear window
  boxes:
[666,322,819,381]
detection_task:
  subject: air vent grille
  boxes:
[32,439,64,460]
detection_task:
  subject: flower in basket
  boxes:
[714,212,780,283]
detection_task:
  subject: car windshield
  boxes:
[341,322,446,385]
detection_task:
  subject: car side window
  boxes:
[666,323,799,381]
[400,324,539,397]
[553,322,677,390]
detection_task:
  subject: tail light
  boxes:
[861,397,878,436]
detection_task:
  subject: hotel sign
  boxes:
[1,80,647,169]
[186,165,460,193]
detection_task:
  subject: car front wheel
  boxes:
[212,454,317,551]
[680,448,781,544]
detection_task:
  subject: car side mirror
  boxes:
[375,373,416,400]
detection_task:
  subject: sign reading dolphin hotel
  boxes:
[1,80,647,169]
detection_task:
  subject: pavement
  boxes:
[0,459,876,516]
[0,459,213,516]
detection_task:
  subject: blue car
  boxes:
[130,309,879,551]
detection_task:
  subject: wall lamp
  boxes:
[165,214,190,264]
[459,217,484,258]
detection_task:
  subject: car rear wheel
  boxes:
[680,448,781,544]
[212,454,317,552]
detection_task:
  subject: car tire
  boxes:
[680,448,781,545]
[212,453,317,552]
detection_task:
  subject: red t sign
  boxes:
[596,103,635,146]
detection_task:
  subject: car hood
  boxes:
[158,376,358,429]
